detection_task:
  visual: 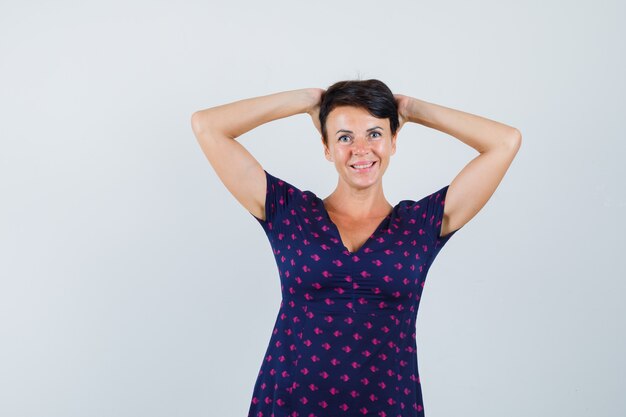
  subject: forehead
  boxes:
[326,106,389,129]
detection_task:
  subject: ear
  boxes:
[322,137,333,162]
[391,133,397,156]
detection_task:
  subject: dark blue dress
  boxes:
[247,170,462,417]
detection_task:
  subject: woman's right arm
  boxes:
[191,88,323,221]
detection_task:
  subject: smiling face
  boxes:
[323,105,397,190]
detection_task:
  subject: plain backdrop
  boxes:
[1,1,624,416]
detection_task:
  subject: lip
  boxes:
[350,160,377,171]
[350,160,377,166]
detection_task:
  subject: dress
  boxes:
[247,170,462,417]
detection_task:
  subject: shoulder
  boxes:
[394,185,451,232]
[398,185,450,211]
[252,170,312,226]
[263,170,307,201]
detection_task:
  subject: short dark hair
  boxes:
[319,79,399,146]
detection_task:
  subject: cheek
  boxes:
[335,148,351,159]
[374,142,391,155]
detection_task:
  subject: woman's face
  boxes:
[323,105,397,190]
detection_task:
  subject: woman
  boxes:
[191,79,521,416]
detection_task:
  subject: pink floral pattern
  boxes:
[247,170,461,417]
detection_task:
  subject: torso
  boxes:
[323,203,393,254]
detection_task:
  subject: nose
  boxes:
[352,136,370,155]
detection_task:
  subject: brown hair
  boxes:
[319,79,399,146]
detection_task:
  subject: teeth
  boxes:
[352,162,374,169]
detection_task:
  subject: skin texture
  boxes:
[319,106,399,252]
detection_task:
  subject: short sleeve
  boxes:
[421,184,462,252]
[250,169,301,232]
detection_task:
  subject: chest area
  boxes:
[266,202,434,308]
[327,214,389,254]
[265,193,433,259]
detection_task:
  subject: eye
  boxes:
[370,131,382,138]
[338,135,351,143]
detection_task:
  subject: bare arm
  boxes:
[395,95,520,153]
[395,95,522,237]
[191,88,323,221]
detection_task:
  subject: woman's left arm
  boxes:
[395,94,522,237]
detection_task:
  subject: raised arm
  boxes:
[191,88,323,221]
[394,94,522,238]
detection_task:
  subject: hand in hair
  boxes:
[305,88,325,136]
[394,93,412,134]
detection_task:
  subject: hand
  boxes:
[394,93,412,134]
[305,88,325,135]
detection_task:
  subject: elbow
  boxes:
[191,111,235,141]
[191,110,221,137]
[191,111,207,135]
[505,128,522,152]
[512,127,522,144]
[511,127,522,141]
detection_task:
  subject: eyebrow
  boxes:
[336,126,384,135]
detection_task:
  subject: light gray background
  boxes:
[1,1,624,416]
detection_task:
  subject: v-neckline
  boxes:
[317,196,394,256]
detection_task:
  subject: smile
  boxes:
[350,161,377,171]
